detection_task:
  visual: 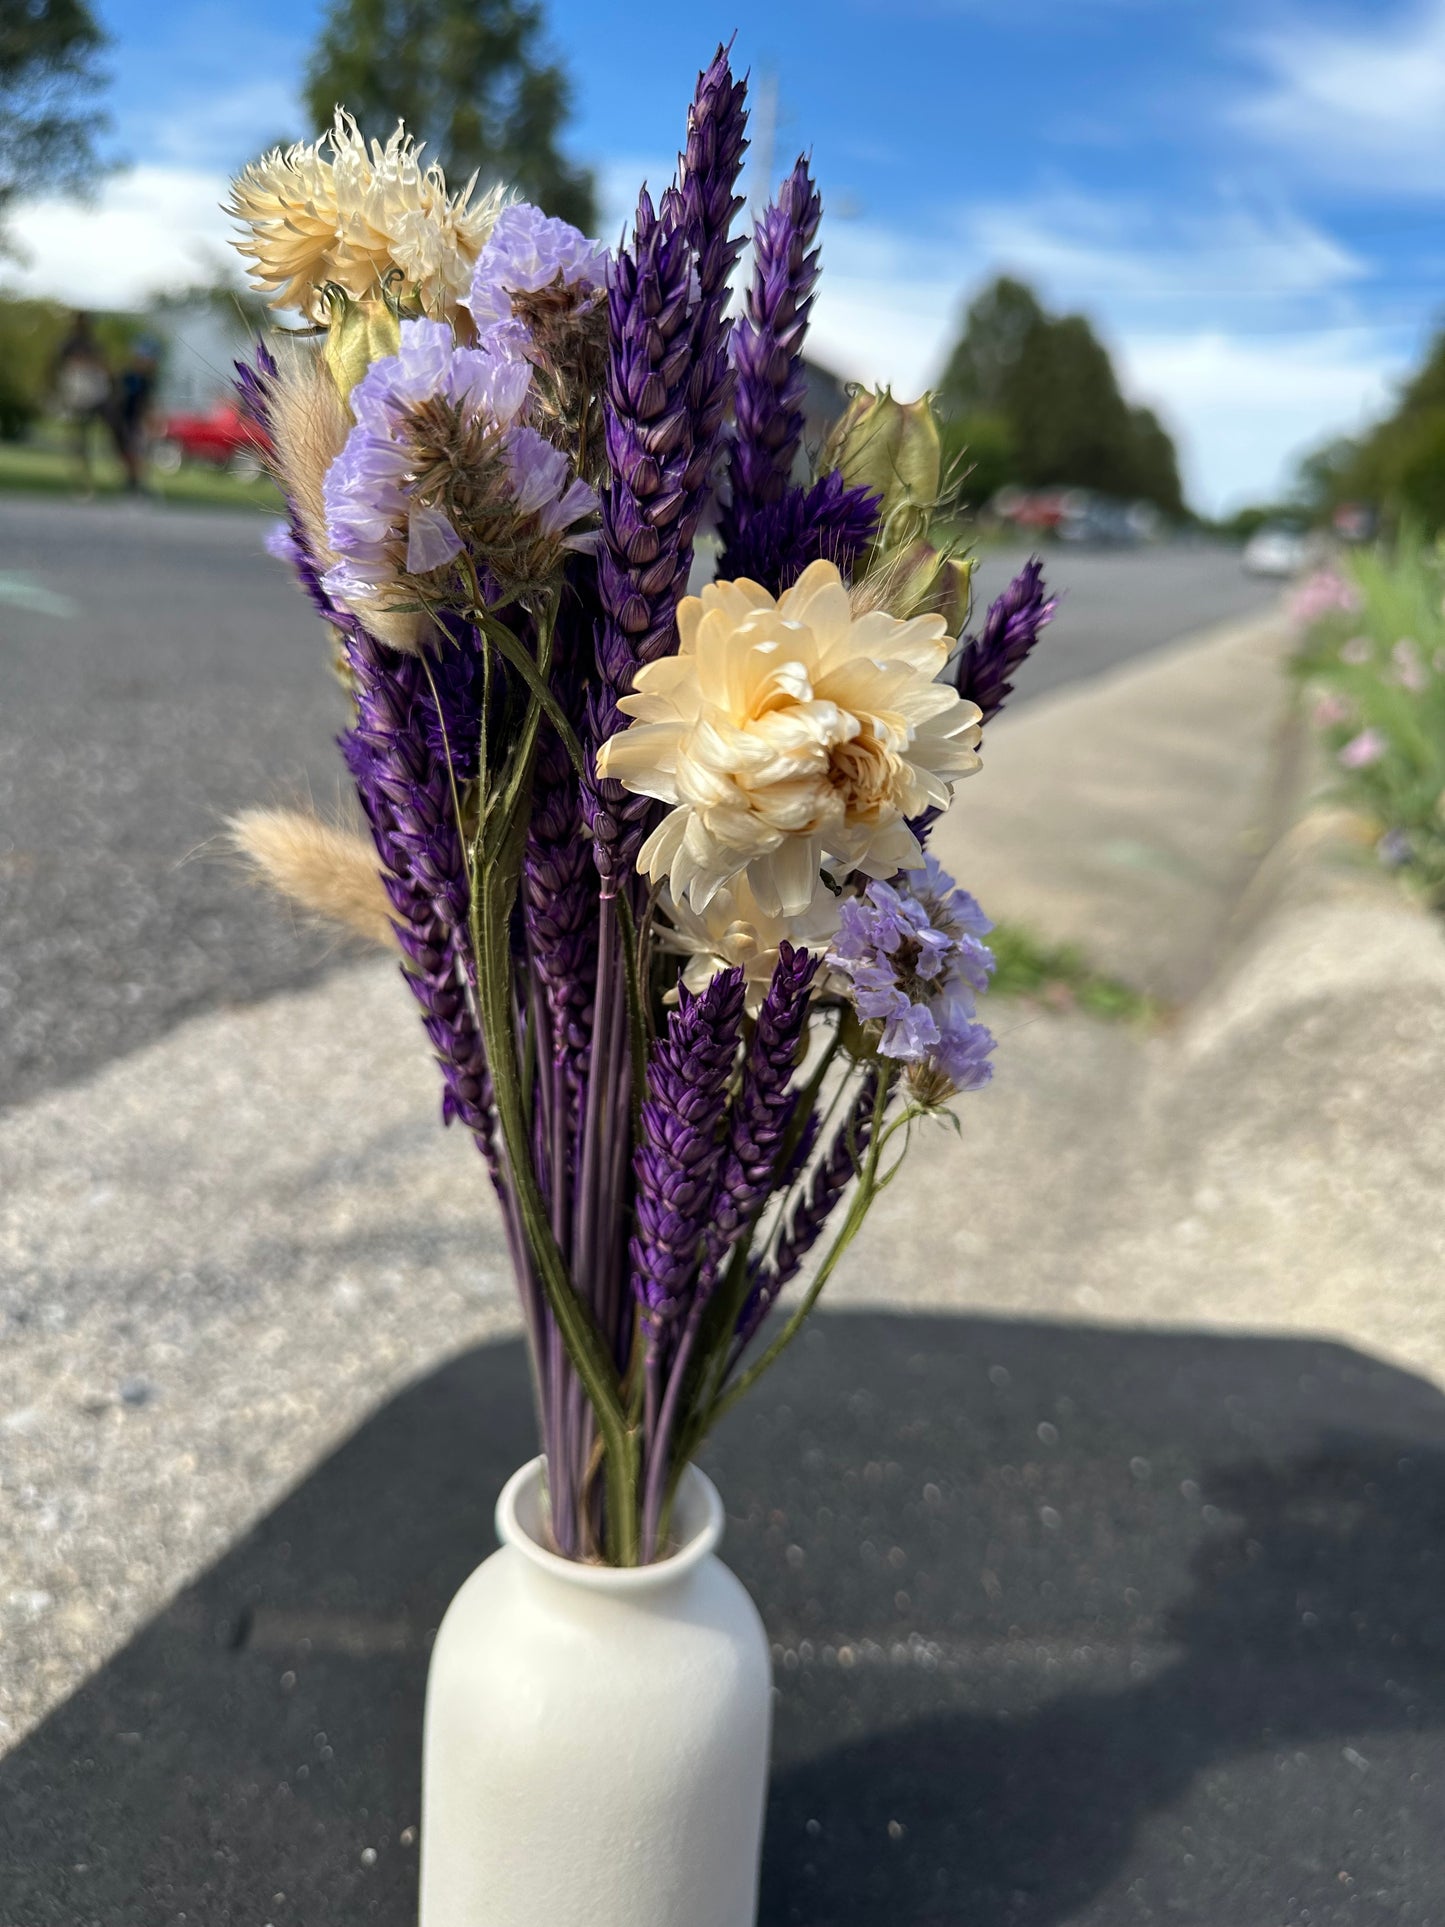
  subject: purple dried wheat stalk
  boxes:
[340,629,502,1180]
[717,159,881,591]
[725,156,821,522]
[630,967,747,1349]
[952,556,1056,723]
[701,942,819,1288]
[733,1069,879,1357]
[584,49,749,889]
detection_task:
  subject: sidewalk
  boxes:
[6,600,1445,1759]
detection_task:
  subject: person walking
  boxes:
[52,312,113,497]
[110,338,160,493]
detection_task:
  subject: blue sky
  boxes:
[8,0,1445,512]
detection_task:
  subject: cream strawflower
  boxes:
[658,878,842,1014]
[595,559,983,916]
[227,111,506,321]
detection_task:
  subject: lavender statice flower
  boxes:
[264,518,300,566]
[829,854,996,1100]
[465,202,609,335]
[323,318,531,602]
[951,556,1056,725]
[504,425,599,544]
[630,968,747,1347]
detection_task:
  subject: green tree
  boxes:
[0,0,108,240]
[1124,404,1184,518]
[937,275,1044,418]
[304,0,594,230]
[936,274,1186,517]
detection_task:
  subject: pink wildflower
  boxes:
[1392,637,1429,692]
[1289,567,1361,629]
[1339,728,1387,770]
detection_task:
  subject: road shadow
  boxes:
[4,1312,1445,1925]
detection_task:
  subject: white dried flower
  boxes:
[657,877,842,1014]
[226,110,507,321]
[595,560,983,917]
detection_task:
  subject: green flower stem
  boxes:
[468,596,639,1565]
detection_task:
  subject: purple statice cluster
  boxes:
[464,202,610,337]
[828,854,997,1099]
[238,42,1054,1566]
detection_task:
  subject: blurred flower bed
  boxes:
[1292,534,1445,908]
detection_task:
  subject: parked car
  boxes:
[150,401,272,480]
[1242,522,1315,578]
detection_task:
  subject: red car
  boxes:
[150,401,273,478]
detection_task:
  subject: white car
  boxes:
[1242,524,1313,577]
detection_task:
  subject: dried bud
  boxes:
[939,554,977,634]
[824,388,941,551]
[322,295,403,397]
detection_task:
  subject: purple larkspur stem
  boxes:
[638,942,819,1556]
[717,159,881,591]
[239,331,501,1181]
[582,189,698,888]
[952,556,1056,724]
[667,42,749,519]
[339,629,501,1176]
[631,967,746,1558]
[911,557,1055,847]
[523,659,598,1113]
[702,942,819,1288]
[631,968,746,1343]
[584,48,749,891]
[733,1069,879,1359]
[725,156,820,521]
[722,467,882,594]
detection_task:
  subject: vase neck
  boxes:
[496,1457,724,1594]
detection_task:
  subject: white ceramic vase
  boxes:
[419,1456,772,1927]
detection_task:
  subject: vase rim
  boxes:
[496,1456,725,1590]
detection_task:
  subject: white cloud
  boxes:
[1237,0,1445,192]
[1,157,1400,512]
[800,190,1387,510]
[2,165,238,309]
[963,191,1366,308]
[1118,330,1403,514]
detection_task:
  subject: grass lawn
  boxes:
[0,437,282,513]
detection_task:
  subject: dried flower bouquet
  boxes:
[226,48,1054,1566]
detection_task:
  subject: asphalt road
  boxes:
[5,1311,1442,1925]
[0,495,1279,1107]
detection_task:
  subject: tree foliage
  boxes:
[1296,332,1445,535]
[303,0,594,231]
[0,0,108,231]
[936,274,1185,517]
